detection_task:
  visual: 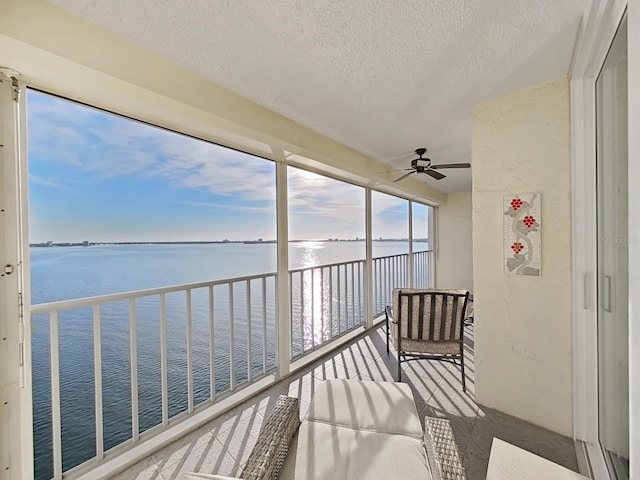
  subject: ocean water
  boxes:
[30,241,425,479]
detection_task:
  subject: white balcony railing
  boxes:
[412,250,432,289]
[30,250,432,479]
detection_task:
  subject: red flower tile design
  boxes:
[510,198,523,211]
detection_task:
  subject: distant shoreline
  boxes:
[30,238,427,248]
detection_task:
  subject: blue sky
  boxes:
[27,90,425,242]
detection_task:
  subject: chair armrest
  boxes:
[385,306,397,324]
[184,474,240,480]
[239,396,300,480]
[424,417,467,480]
[185,397,299,480]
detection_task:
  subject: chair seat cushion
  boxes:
[280,421,432,480]
[305,379,423,437]
[400,339,460,355]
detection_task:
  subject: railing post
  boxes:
[408,201,414,287]
[276,159,291,377]
[93,306,104,460]
[160,293,169,423]
[50,312,62,479]
[365,188,374,328]
[186,290,193,412]
[129,299,139,442]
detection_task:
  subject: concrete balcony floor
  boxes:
[114,324,580,480]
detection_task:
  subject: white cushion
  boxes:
[486,438,589,480]
[281,420,431,480]
[305,379,423,438]
[278,432,298,480]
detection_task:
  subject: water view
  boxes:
[31,240,427,479]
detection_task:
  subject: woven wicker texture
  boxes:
[424,417,467,480]
[239,396,300,480]
[401,339,460,355]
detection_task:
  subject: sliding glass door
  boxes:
[596,16,628,480]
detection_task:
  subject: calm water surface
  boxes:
[31,241,424,479]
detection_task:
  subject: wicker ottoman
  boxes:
[184,380,466,480]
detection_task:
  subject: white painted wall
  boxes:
[436,191,473,293]
[472,77,573,437]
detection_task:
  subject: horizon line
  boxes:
[30,238,429,247]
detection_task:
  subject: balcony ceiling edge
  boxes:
[0,0,447,206]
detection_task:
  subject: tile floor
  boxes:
[114,324,580,480]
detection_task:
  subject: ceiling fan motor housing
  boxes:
[411,158,431,168]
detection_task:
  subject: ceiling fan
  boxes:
[390,148,471,182]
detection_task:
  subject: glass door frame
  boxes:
[571,0,637,478]
[596,17,628,477]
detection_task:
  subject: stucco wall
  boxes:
[472,77,573,436]
[436,192,473,293]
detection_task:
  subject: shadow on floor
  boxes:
[115,324,579,480]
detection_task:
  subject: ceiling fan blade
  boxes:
[424,169,446,180]
[378,168,413,174]
[393,171,416,182]
[430,163,471,169]
[382,151,415,163]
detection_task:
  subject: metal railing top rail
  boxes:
[288,258,364,273]
[31,271,277,313]
[288,249,431,274]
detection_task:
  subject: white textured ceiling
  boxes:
[49,0,585,193]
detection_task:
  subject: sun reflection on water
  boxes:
[298,243,325,348]
[291,241,366,356]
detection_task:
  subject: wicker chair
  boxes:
[385,288,470,391]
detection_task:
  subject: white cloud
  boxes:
[28,174,69,189]
[27,91,276,202]
[178,200,275,213]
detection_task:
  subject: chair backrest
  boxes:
[393,288,469,343]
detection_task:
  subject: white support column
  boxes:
[0,71,33,479]
[365,188,374,328]
[275,159,291,377]
[408,201,414,287]
[428,206,436,288]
